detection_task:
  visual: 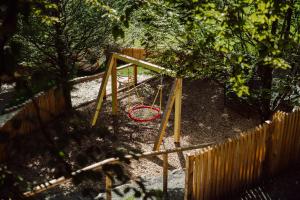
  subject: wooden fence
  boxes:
[121,48,146,60]
[0,87,66,160]
[185,110,300,200]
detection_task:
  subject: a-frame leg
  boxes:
[174,78,182,143]
[111,57,118,115]
[153,79,180,151]
[91,56,115,126]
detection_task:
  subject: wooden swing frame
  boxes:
[91,52,183,151]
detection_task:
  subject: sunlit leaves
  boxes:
[229,75,250,97]
[263,57,290,69]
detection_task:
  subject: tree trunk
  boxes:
[54,13,72,112]
[257,65,273,121]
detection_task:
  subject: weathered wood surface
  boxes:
[0,87,66,160]
[185,110,300,200]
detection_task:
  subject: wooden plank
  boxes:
[287,112,296,164]
[218,143,225,198]
[215,144,222,198]
[294,110,300,160]
[277,113,285,172]
[283,113,291,167]
[153,79,179,151]
[223,141,229,197]
[289,112,296,163]
[260,124,268,178]
[245,132,252,188]
[113,53,176,76]
[195,151,201,200]
[184,154,194,200]
[163,153,168,198]
[111,57,118,115]
[197,149,207,199]
[91,55,114,126]
[210,147,217,199]
[174,78,183,143]
[230,137,238,195]
[202,148,209,200]
[132,49,138,85]
[106,175,112,200]
[206,147,212,200]
[193,154,197,200]
[133,65,138,85]
[249,130,256,186]
[252,129,260,183]
[229,138,236,196]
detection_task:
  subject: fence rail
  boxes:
[185,110,300,200]
[0,87,66,160]
[24,142,214,198]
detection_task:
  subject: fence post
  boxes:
[262,119,275,178]
[112,57,118,115]
[174,78,182,143]
[163,153,168,199]
[106,175,112,200]
[185,154,194,200]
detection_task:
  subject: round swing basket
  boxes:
[127,105,161,122]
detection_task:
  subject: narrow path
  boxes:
[71,75,152,107]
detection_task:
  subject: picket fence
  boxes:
[185,110,300,200]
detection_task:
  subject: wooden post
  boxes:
[174,78,182,143]
[132,48,138,85]
[111,57,118,115]
[133,65,138,85]
[185,155,194,200]
[106,175,112,200]
[163,153,168,199]
[153,79,179,151]
[103,86,107,100]
[91,56,114,126]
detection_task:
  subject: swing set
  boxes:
[91,50,183,151]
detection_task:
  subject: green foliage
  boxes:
[137,0,300,119]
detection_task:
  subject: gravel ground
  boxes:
[87,77,260,177]
[71,75,152,107]
[40,165,300,200]
[7,77,261,199]
[0,83,16,113]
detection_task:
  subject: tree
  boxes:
[136,0,300,121]
[1,1,150,199]
[12,0,119,110]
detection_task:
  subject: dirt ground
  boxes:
[6,77,261,197]
[82,77,260,177]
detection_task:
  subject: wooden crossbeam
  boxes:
[91,52,182,149]
[113,53,176,76]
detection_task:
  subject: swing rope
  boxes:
[126,68,164,122]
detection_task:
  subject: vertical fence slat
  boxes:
[185,110,300,200]
[215,144,222,198]
[219,143,226,198]
[211,146,218,199]
[197,150,203,200]
[295,111,300,160]
[229,137,238,196]
[105,175,112,200]
[185,155,194,200]
[207,147,212,200]
[163,153,168,198]
[224,141,231,198]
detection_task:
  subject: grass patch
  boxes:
[117,66,155,77]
